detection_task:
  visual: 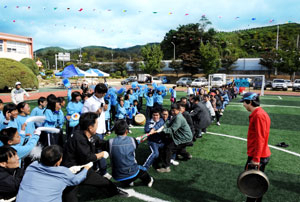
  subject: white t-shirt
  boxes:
[205,101,215,117]
[82,95,106,134]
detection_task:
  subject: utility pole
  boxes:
[79,47,82,64]
[55,54,58,71]
[275,25,279,75]
[171,42,176,61]
[297,35,299,50]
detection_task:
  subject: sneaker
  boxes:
[129,182,134,187]
[170,159,179,166]
[116,188,129,197]
[103,173,112,180]
[107,131,111,135]
[148,177,154,187]
[156,167,171,173]
[128,130,132,134]
[216,122,221,126]
[129,124,133,128]
[220,112,223,116]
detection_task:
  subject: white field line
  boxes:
[229,103,300,109]
[206,132,300,158]
[120,188,170,202]
[278,96,282,100]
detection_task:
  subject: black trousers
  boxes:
[120,169,152,186]
[245,156,270,202]
[146,106,153,120]
[39,130,63,148]
[62,169,119,202]
[111,105,116,121]
[138,97,143,111]
[161,138,191,168]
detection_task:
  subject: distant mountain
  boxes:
[34,43,159,55]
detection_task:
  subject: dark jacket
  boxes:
[144,118,165,143]
[182,111,195,135]
[0,166,24,200]
[108,136,139,181]
[190,102,212,129]
[62,129,108,168]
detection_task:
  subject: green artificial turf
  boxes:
[27,92,300,202]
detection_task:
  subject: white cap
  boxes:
[15,81,21,86]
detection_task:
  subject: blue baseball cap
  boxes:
[240,92,258,102]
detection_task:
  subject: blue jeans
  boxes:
[94,133,107,175]
[143,141,164,169]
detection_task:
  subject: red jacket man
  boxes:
[240,92,271,202]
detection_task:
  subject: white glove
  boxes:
[102,151,109,159]
[136,137,141,142]
[69,166,82,174]
[34,129,41,136]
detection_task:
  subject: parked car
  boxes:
[152,76,162,85]
[121,76,137,85]
[284,80,293,88]
[272,79,288,91]
[191,78,208,87]
[292,79,300,91]
[265,80,272,88]
[176,77,192,87]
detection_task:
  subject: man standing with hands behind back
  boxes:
[240,92,271,202]
[81,83,111,179]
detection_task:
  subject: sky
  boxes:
[0,0,299,50]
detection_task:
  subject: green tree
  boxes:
[141,45,163,74]
[199,42,221,76]
[169,60,182,78]
[131,58,141,77]
[259,50,278,78]
[20,58,39,75]
[276,50,300,80]
[180,50,201,75]
[114,57,128,77]
[0,58,39,90]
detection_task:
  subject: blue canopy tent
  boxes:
[55,64,84,78]
[86,68,110,77]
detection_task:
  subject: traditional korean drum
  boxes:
[134,114,146,125]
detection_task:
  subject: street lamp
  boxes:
[171,42,175,61]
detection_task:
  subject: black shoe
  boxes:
[116,188,129,197]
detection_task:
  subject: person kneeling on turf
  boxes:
[62,112,128,202]
[109,119,154,187]
[16,145,90,202]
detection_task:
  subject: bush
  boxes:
[20,58,39,75]
[0,58,39,89]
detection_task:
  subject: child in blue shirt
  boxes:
[66,91,83,138]
[116,99,127,120]
[109,119,153,187]
[0,99,4,125]
[30,96,47,128]
[144,90,154,120]
[104,99,111,135]
[170,86,177,103]
[41,96,63,147]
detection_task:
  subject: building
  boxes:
[0,32,33,61]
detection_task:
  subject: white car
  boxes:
[292,79,300,91]
[191,78,208,87]
[284,80,293,88]
[176,77,192,87]
[272,79,287,91]
[152,77,162,85]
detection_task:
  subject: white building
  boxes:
[0,32,33,61]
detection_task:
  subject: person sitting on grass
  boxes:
[0,127,41,165]
[0,103,18,130]
[0,146,24,201]
[109,119,154,187]
[62,112,128,202]
[16,145,91,202]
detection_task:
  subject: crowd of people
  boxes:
[0,81,241,201]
